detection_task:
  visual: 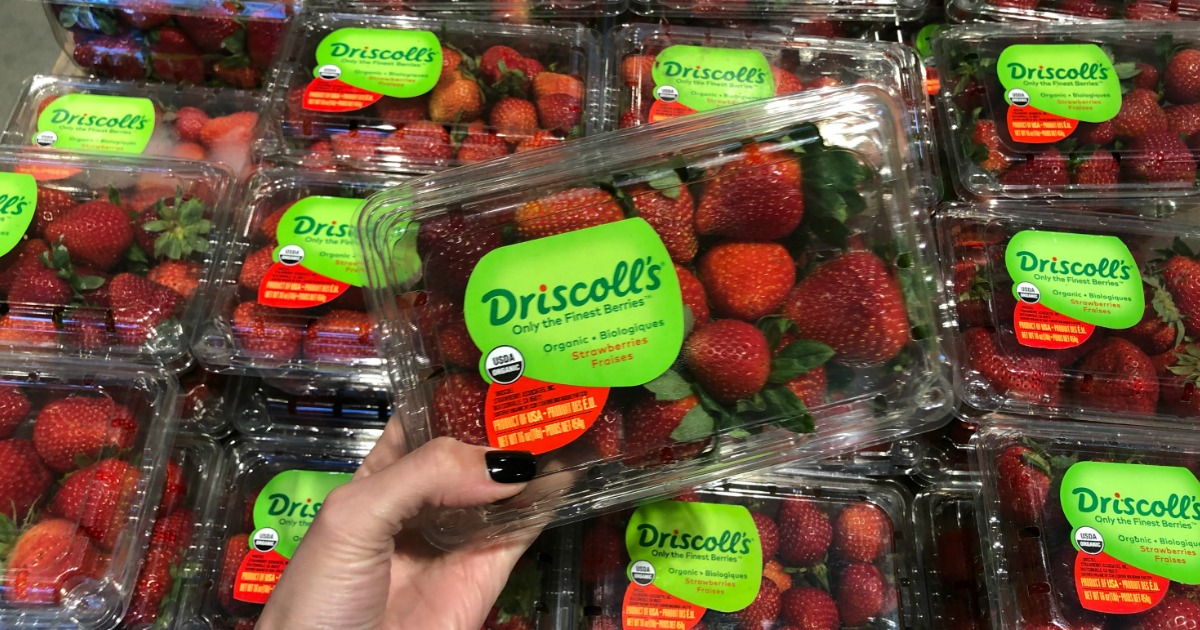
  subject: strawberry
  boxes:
[1071,150,1119,187]
[964,328,1062,403]
[49,458,139,550]
[833,502,890,563]
[109,273,183,345]
[752,512,779,559]
[238,246,275,292]
[32,396,137,473]
[1071,337,1159,415]
[429,72,484,123]
[33,187,77,238]
[618,110,643,130]
[762,560,791,592]
[436,316,481,369]
[783,367,826,409]
[418,213,505,299]
[954,254,992,328]
[304,310,376,360]
[781,252,908,368]
[246,19,285,70]
[1123,131,1198,183]
[118,5,171,29]
[1166,103,1200,138]
[835,562,885,626]
[8,265,71,307]
[533,72,584,101]
[995,444,1050,525]
[0,309,58,348]
[580,523,627,585]
[147,260,201,299]
[1126,594,1200,629]
[176,8,241,55]
[806,77,843,89]
[44,200,134,271]
[1113,287,1178,357]
[381,120,453,166]
[300,140,334,171]
[1124,0,1183,18]
[123,546,176,626]
[0,387,28,439]
[1059,0,1113,18]
[773,67,804,95]
[777,499,832,566]
[515,131,562,153]
[159,459,187,516]
[150,27,205,85]
[1073,121,1115,146]
[683,320,770,403]
[697,242,795,322]
[630,183,698,264]
[490,97,540,144]
[0,439,52,520]
[736,580,781,629]
[3,518,103,604]
[231,301,303,360]
[218,533,253,616]
[1165,49,1200,105]
[623,394,706,466]
[440,47,463,81]
[536,94,582,134]
[258,203,293,242]
[199,111,258,151]
[676,264,711,327]
[1162,256,1200,338]
[0,239,50,298]
[780,586,839,630]
[212,61,260,90]
[457,128,509,163]
[1134,62,1161,91]
[1112,88,1168,140]
[512,57,544,87]
[72,35,146,81]
[433,372,489,446]
[376,96,429,127]
[584,403,623,459]
[696,142,803,240]
[999,147,1069,188]
[515,187,624,241]
[480,46,525,85]
[620,55,655,93]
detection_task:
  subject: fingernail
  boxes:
[486,450,536,484]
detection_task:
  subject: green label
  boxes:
[275,196,366,287]
[0,173,36,258]
[251,470,353,560]
[1061,462,1200,585]
[626,501,762,612]
[35,94,155,155]
[997,44,1121,123]
[313,28,442,98]
[915,24,946,60]
[463,218,683,387]
[1005,231,1143,329]
[652,45,775,112]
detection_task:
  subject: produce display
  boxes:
[913,482,990,629]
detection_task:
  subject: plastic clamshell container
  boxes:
[944,0,1199,23]
[4,75,261,179]
[35,0,298,88]
[0,357,178,629]
[976,419,1200,629]
[0,149,236,370]
[256,11,602,173]
[629,0,928,20]
[194,167,410,386]
[940,200,1200,427]
[178,367,233,438]
[327,0,629,17]
[229,377,393,438]
[359,85,948,548]
[912,481,991,630]
[933,22,1200,200]
[811,437,928,477]
[573,470,920,629]
[912,412,983,484]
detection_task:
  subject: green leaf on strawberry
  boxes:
[141,189,213,260]
[769,341,834,384]
[1166,344,1200,384]
[644,369,693,402]
[40,240,106,300]
[757,315,793,352]
[762,386,814,433]
[669,404,714,442]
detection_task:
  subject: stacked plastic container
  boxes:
[945,0,1198,23]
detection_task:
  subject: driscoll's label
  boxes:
[304,28,442,113]
[34,94,156,155]
[1060,462,1200,615]
[258,196,365,309]
[1004,230,1142,350]
[649,45,774,122]
[463,218,683,454]
[234,470,353,604]
[997,44,1121,143]
[622,501,762,628]
[0,173,36,258]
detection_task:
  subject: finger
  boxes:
[355,419,408,480]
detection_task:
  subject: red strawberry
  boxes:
[123,508,193,625]
[0,439,51,520]
[736,580,781,629]
[780,586,839,629]
[480,46,525,85]
[433,372,489,446]
[1074,121,1115,146]
[429,71,484,123]
[964,328,1062,403]
[218,533,253,616]
[1134,62,1161,91]
[34,187,77,238]
[3,518,103,604]
[0,386,29,439]
[697,242,795,322]
[536,93,582,134]
[618,109,643,130]
[676,264,711,327]
[533,72,584,101]
[49,458,139,550]
[1071,150,1119,187]
[199,111,258,152]
[512,57,544,86]
[330,130,382,164]
[971,119,1015,174]
[620,55,655,93]
[238,246,275,292]
[623,394,706,466]
[150,27,206,84]
[1123,131,1198,184]
[584,403,624,459]
[456,128,509,164]
[1059,0,1113,18]
[752,512,779,560]
[376,96,428,127]
[490,97,540,144]
[783,367,826,409]
[1166,103,1200,138]
[0,308,58,347]
[44,200,134,271]
[418,213,505,299]
[1126,594,1200,629]
[1071,337,1159,415]
[176,8,242,54]
[1162,255,1200,338]
[836,562,885,626]
[773,66,804,95]
[833,502,890,563]
[257,203,293,242]
[515,131,562,153]
[33,396,138,473]
[8,265,71,307]
[780,252,909,368]
[696,142,803,240]
[999,147,1069,188]
[147,260,201,299]
[1165,49,1200,105]
[0,240,50,298]
[382,120,453,166]
[246,19,285,70]
[1125,0,1182,18]
[515,187,624,241]
[232,301,303,360]
[118,5,170,29]
[212,61,260,90]
[109,273,183,345]
[777,499,832,566]
[435,316,481,369]
[683,320,770,403]
[159,459,187,516]
[995,444,1050,525]
[304,310,376,360]
[73,35,146,81]
[581,523,627,585]
[1112,88,1168,140]
[174,107,210,143]
[628,183,697,264]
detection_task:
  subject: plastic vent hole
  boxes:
[895,252,914,269]
[911,324,932,341]
[1018,526,1042,540]
[583,606,603,617]
[1077,373,1094,394]
[1027,582,1052,596]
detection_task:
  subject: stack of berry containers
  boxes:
[933,22,1200,199]
[193,168,411,389]
[31,0,298,88]
[358,85,948,547]
[912,413,984,483]
[912,481,992,629]
[573,471,919,629]
[229,377,393,438]
[0,359,177,628]
[255,11,603,173]
[628,0,929,21]
[976,419,1200,629]
[944,0,1197,23]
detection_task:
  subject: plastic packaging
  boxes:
[194,168,409,386]
[34,0,297,88]
[976,419,1200,629]
[944,0,1199,23]
[813,438,927,477]
[178,367,232,438]
[230,377,392,438]
[940,200,1200,427]
[256,11,602,173]
[0,148,237,369]
[629,0,928,20]
[4,75,260,179]
[328,0,628,17]
[912,481,991,630]
[573,471,919,629]
[359,85,948,547]
[934,22,1200,199]
[912,413,982,483]
[0,357,178,629]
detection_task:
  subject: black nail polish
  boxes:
[486,451,536,483]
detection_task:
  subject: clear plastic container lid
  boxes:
[229,377,392,438]
[0,356,178,629]
[912,412,983,483]
[256,11,602,173]
[934,22,1200,199]
[945,0,1199,23]
[4,75,260,180]
[193,167,410,385]
[629,0,928,20]
[328,0,629,17]
[0,148,236,369]
[812,437,928,477]
[359,85,948,548]
[976,419,1200,629]
[941,200,1200,427]
[573,471,919,629]
[912,481,991,630]
[178,367,232,438]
